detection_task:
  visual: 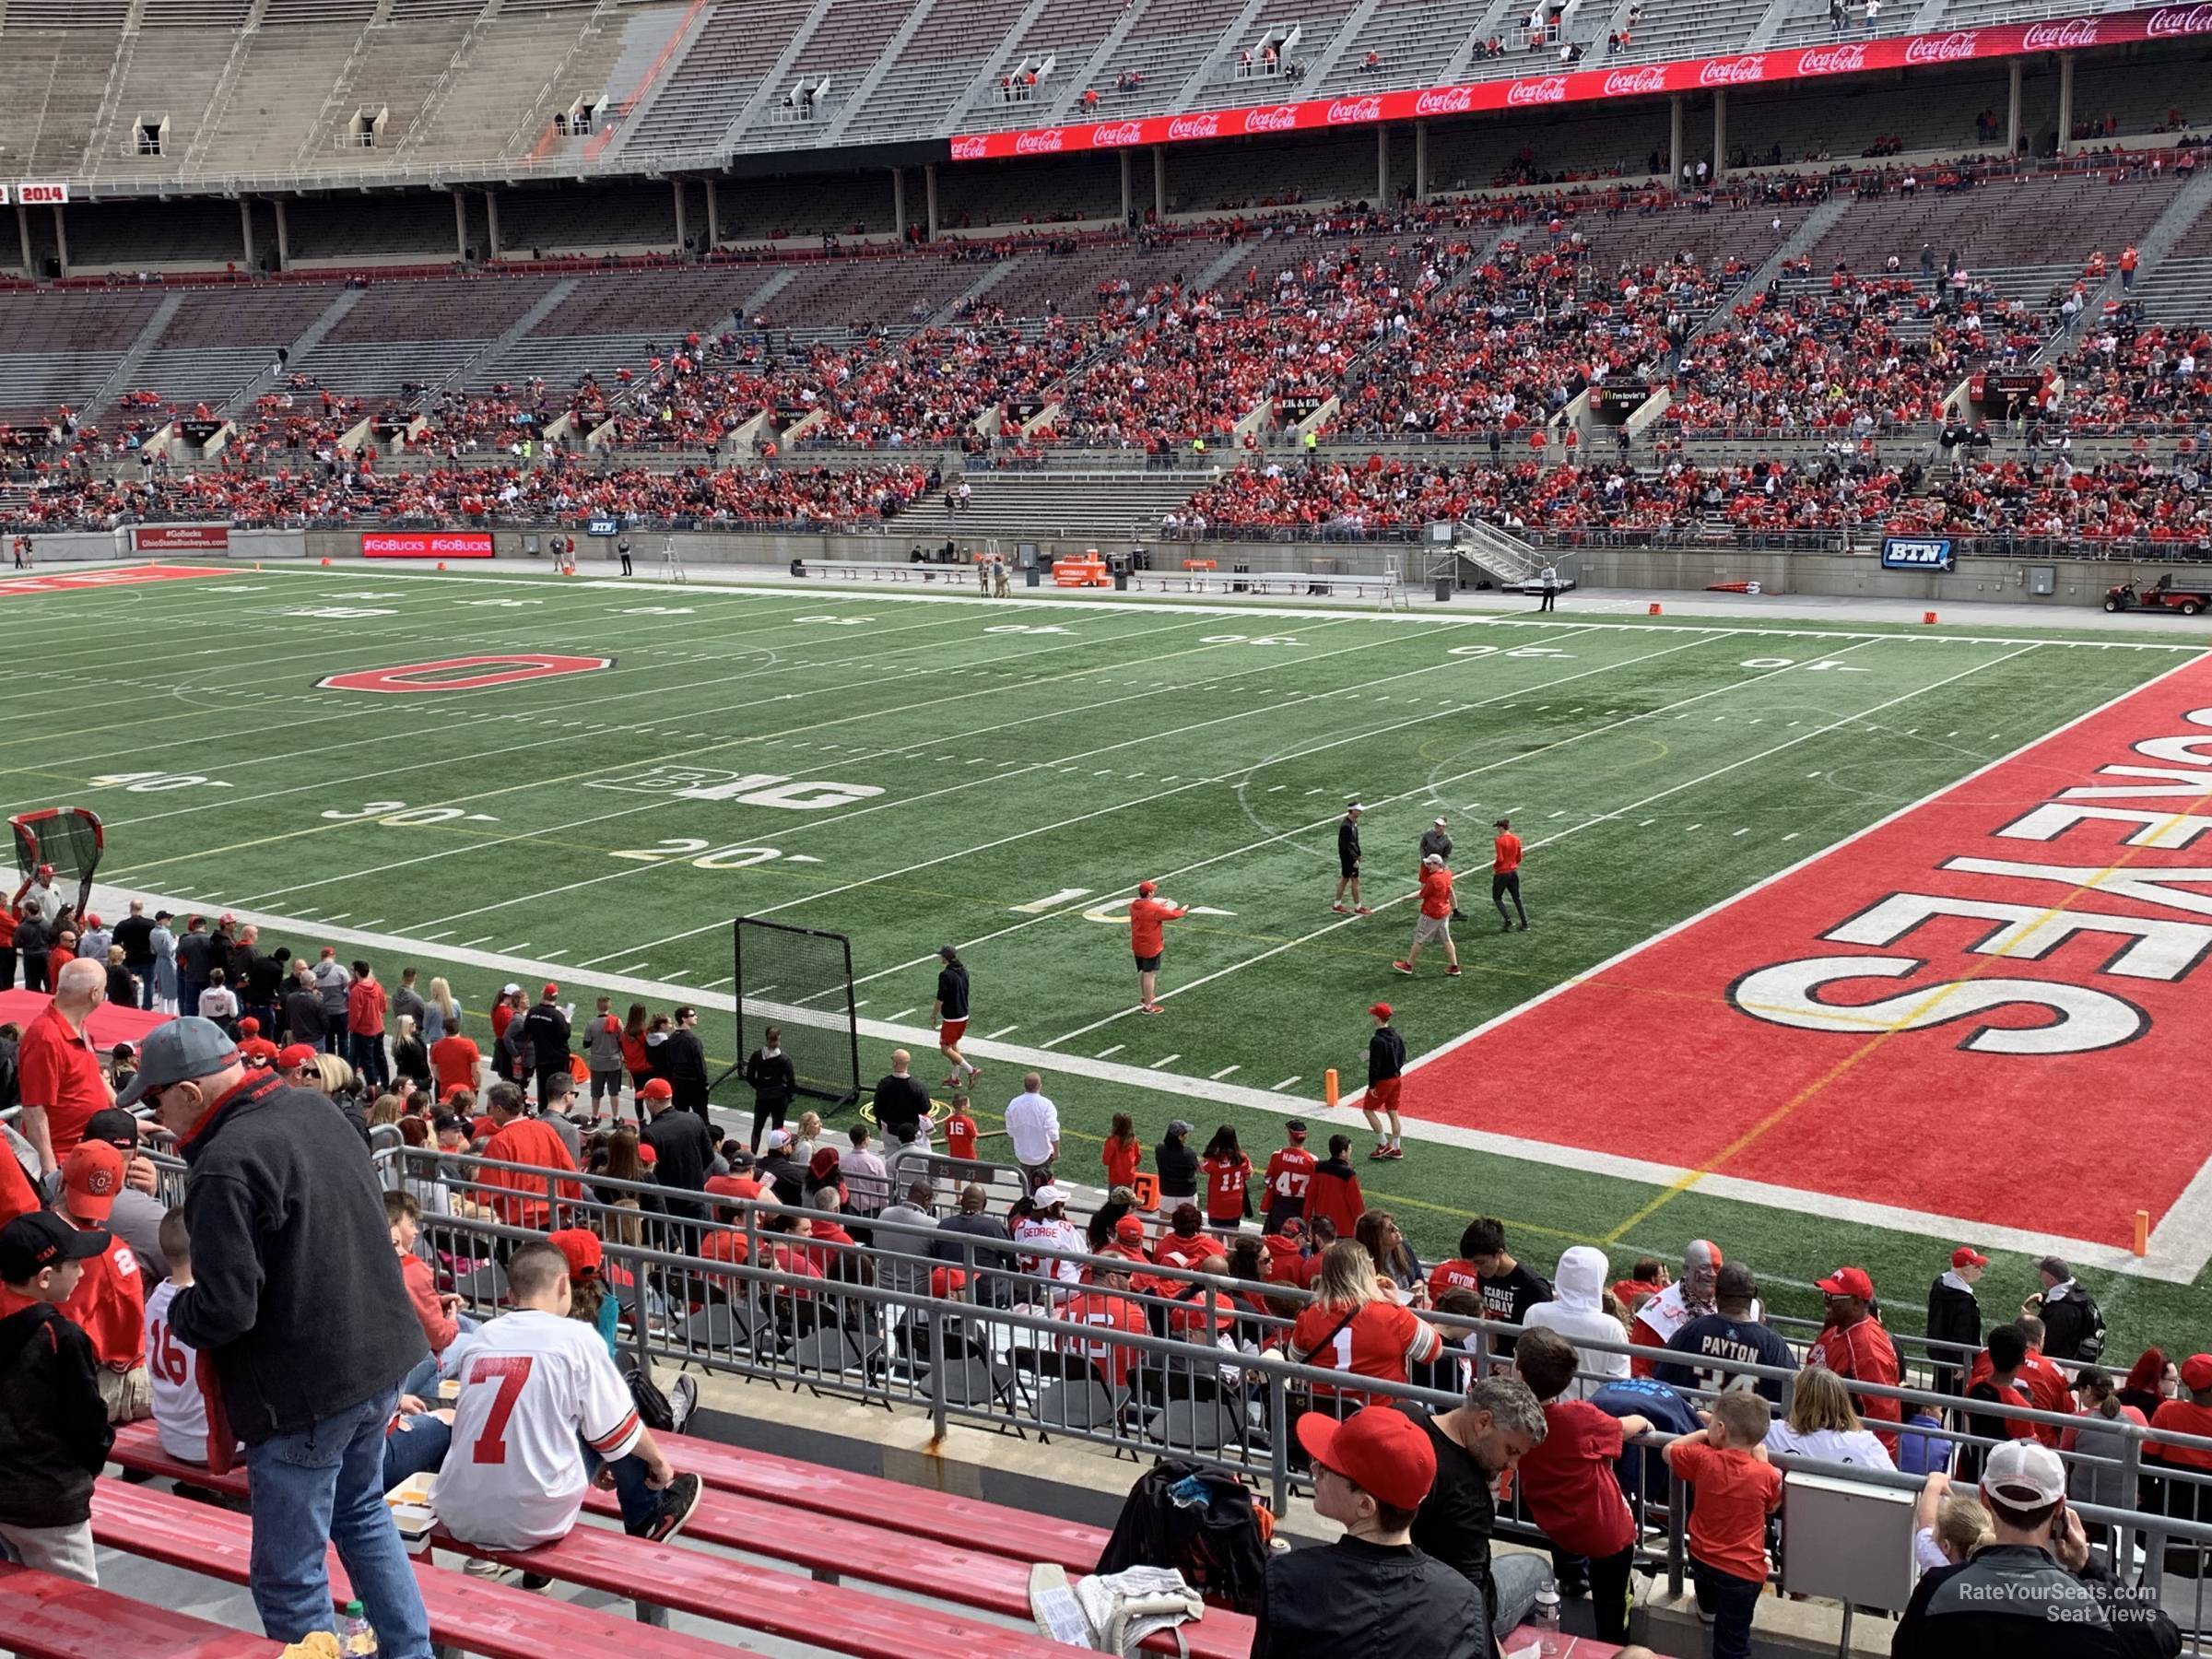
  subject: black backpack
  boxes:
[1096,1460,1272,1615]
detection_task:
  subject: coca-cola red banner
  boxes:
[951,6,2209,161]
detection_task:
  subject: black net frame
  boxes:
[723,917,860,1108]
[10,807,104,921]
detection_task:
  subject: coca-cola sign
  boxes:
[1698,53,1768,85]
[1090,121,1145,146]
[1414,85,1477,114]
[1013,128,1065,153]
[1242,104,1301,132]
[1795,42,1868,73]
[1902,29,1980,62]
[949,135,987,160]
[1506,75,1570,105]
[1599,65,1669,95]
[1325,96,1384,124]
[1167,112,1222,139]
[2020,16,2100,45]
[2147,2,2212,34]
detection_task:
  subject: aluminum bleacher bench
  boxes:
[801,559,980,582]
[88,1477,743,1659]
[0,1559,279,1659]
[1148,570,1397,600]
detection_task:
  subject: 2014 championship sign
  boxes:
[361,532,496,559]
[952,6,2212,159]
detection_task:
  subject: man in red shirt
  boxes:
[234,1017,280,1071]
[1262,1120,1317,1232]
[18,958,113,1182]
[1127,880,1187,1015]
[1806,1265,1901,1452]
[346,960,389,1091]
[1491,817,1528,931]
[476,1082,582,1229]
[1058,1253,1148,1390]
[1393,855,1461,977]
[430,1026,481,1097]
[58,1139,148,1422]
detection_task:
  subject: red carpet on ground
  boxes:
[0,992,170,1050]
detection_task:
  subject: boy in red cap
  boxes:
[234,1017,279,1071]
[57,1141,149,1423]
[1806,1265,1901,1453]
[1363,1003,1406,1160]
[1262,1120,1317,1232]
[1127,880,1186,1015]
[1257,1406,1484,1653]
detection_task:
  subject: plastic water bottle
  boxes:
[337,1600,378,1656]
[1529,1580,1562,1656]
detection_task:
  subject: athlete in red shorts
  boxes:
[932,946,979,1088]
[1127,881,1188,1015]
[1363,1002,1406,1159]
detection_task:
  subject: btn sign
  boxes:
[1880,536,1954,571]
[317,653,612,693]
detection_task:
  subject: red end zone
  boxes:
[1415,652,2212,1262]
[0,565,229,597]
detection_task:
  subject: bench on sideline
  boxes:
[795,559,986,583]
[0,1560,278,1658]
[1139,569,1399,600]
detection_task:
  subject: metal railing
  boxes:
[394,1147,2212,1624]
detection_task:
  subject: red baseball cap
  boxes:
[62,1140,124,1224]
[1113,1214,1147,1245]
[639,1077,673,1100]
[542,982,559,998]
[1368,1003,1392,1019]
[2183,1354,2212,1393]
[1950,1246,1990,1270]
[236,1016,260,1037]
[1818,1265,1877,1300]
[276,1042,319,1072]
[1137,880,1157,896]
[547,1228,603,1279]
[1295,1405,1437,1511]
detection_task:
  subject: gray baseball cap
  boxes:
[114,1017,241,1108]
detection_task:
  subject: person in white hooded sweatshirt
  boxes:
[1522,1246,1631,1401]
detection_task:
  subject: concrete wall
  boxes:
[57,525,2146,613]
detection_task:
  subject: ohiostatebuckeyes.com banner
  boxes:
[952,6,2210,160]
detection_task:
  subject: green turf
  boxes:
[11,564,2205,1356]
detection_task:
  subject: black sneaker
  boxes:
[632,1472,703,1544]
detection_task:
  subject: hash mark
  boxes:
[1209,1064,1241,1080]
[1272,1076,1302,1091]
[1150,1053,1182,1069]
[1097,1044,1125,1058]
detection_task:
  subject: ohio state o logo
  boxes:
[317,653,613,693]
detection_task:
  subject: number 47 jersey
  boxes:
[433,1310,643,1550]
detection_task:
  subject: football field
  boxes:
[10,560,2211,1353]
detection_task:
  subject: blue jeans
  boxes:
[241,1387,432,1659]
[584,1445,662,1533]
[382,1413,451,1489]
[350,1031,389,1089]
[1691,1556,1762,1659]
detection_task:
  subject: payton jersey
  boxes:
[143,1278,210,1463]
[433,1310,644,1550]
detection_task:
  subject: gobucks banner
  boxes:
[951,5,2212,160]
[1415,653,2212,1256]
[361,532,495,559]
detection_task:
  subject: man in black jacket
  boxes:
[1895,1440,2179,1658]
[1256,1406,1487,1659]
[521,982,574,1109]
[126,1017,431,1658]
[639,1077,714,1225]
[111,900,157,1011]
[0,1212,115,1583]
[2028,1256,2104,1363]
[1925,1244,1987,1396]
[653,1006,711,1122]
[174,915,215,1023]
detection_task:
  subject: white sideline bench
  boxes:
[787,559,1402,602]
[794,559,986,583]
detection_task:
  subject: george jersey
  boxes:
[143,1277,210,1462]
[434,1310,643,1550]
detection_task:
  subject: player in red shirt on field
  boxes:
[1127,880,1187,1014]
[1362,1002,1406,1159]
[1199,1125,1252,1232]
[1100,1112,1143,1192]
[1805,1265,1902,1453]
[1393,856,1461,977]
[942,1092,1001,1163]
[1262,1119,1317,1231]
[1491,817,1529,931]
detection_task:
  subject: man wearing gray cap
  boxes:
[123,1018,430,1658]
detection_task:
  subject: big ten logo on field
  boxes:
[317,653,611,693]
[588,763,883,811]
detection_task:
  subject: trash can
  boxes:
[1110,554,1131,592]
[1026,567,1041,587]
[1434,576,1454,603]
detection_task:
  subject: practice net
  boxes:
[10,807,104,920]
[728,917,860,1107]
